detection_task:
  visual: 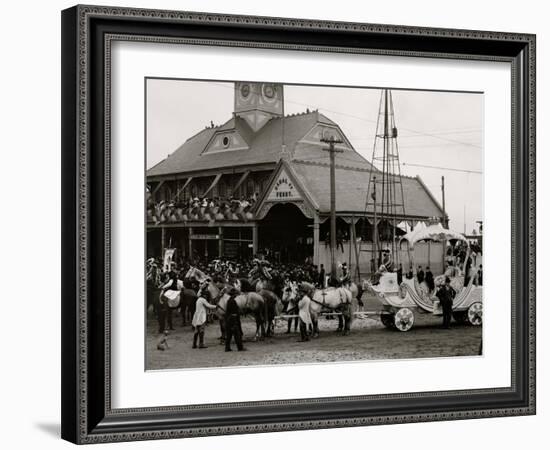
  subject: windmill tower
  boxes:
[362,89,407,270]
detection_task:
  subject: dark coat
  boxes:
[436,285,456,309]
[166,271,179,291]
[417,269,425,284]
[226,296,240,317]
[318,269,325,286]
[425,270,435,291]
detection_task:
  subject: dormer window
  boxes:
[222,136,230,148]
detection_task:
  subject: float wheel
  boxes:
[394,307,414,332]
[467,302,483,326]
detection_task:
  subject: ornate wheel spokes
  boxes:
[394,307,414,332]
[467,302,483,326]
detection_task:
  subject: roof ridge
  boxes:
[184,125,217,143]
[292,158,416,179]
[292,159,374,173]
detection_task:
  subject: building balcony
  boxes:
[147,198,256,225]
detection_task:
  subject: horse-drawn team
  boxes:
[147,257,363,351]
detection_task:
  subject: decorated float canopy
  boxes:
[400,223,468,249]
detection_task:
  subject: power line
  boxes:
[349,128,482,140]
[402,162,482,174]
[355,142,481,150]
[207,82,482,149]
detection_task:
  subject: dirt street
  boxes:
[146,296,482,370]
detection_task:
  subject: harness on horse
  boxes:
[310,288,349,312]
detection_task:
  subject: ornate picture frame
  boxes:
[61,5,535,444]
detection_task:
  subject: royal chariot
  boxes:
[366,224,483,331]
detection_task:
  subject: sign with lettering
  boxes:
[190,234,220,240]
[267,169,302,201]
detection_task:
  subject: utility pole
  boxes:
[441,175,448,228]
[372,176,378,270]
[463,204,466,234]
[321,136,343,277]
[441,176,447,274]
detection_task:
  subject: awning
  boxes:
[400,223,468,248]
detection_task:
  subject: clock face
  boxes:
[262,83,277,102]
[240,83,250,99]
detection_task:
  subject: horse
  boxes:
[186,267,268,341]
[257,288,284,337]
[216,287,267,341]
[309,285,354,336]
[254,273,285,298]
[179,280,197,326]
[234,277,283,337]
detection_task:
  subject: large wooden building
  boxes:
[146,82,446,274]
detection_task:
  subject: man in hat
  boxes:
[225,287,245,351]
[417,266,425,284]
[425,266,435,292]
[297,283,313,342]
[381,248,394,272]
[318,264,326,288]
[436,276,456,329]
[191,287,218,349]
[340,262,351,287]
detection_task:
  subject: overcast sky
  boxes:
[146,79,483,234]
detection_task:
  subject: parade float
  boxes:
[365,223,483,331]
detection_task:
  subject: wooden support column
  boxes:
[161,226,166,256]
[252,223,258,255]
[351,216,361,279]
[313,214,320,266]
[218,227,223,258]
[188,227,193,262]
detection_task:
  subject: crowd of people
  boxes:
[148,243,483,347]
[148,255,333,292]
[147,255,355,350]
[146,195,258,225]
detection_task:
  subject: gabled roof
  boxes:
[253,158,319,215]
[146,110,373,177]
[289,159,444,218]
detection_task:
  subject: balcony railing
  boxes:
[147,197,256,224]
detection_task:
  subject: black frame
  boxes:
[61,5,536,444]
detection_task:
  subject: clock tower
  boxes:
[234,82,284,132]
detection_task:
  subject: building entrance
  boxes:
[258,203,313,263]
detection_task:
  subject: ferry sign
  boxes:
[267,169,302,201]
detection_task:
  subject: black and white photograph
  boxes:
[145,79,484,370]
